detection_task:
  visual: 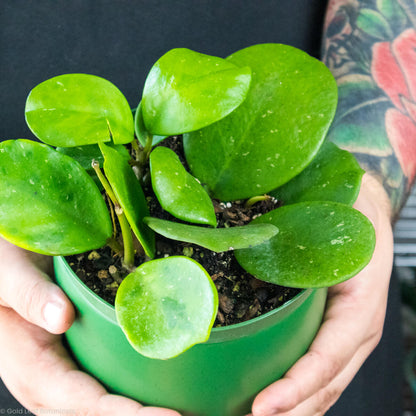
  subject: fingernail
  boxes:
[43,300,65,333]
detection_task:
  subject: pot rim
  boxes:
[55,255,319,343]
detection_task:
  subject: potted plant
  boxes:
[0,43,375,415]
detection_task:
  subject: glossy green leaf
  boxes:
[141,48,252,135]
[99,142,155,258]
[183,43,338,201]
[0,139,112,255]
[134,102,167,147]
[150,147,217,226]
[235,201,375,288]
[56,144,130,172]
[25,74,134,147]
[115,256,218,359]
[144,217,279,252]
[271,142,364,206]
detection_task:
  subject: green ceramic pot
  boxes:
[54,256,327,416]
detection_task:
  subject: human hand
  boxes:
[0,238,181,416]
[250,174,394,416]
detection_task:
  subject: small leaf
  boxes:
[141,48,252,135]
[183,43,338,201]
[134,102,167,147]
[144,217,279,252]
[99,142,155,258]
[25,74,134,147]
[115,256,218,359]
[0,140,112,255]
[150,147,217,226]
[271,142,364,206]
[376,0,408,30]
[322,79,393,155]
[356,9,394,40]
[235,201,375,288]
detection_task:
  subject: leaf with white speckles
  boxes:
[235,201,375,288]
[0,140,112,255]
[141,48,252,135]
[271,142,364,205]
[25,74,134,146]
[150,146,216,226]
[134,102,167,147]
[183,44,338,201]
[115,256,218,359]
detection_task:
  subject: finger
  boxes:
[0,238,75,333]
[270,341,376,416]
[0,306,181,416]
[251,283,382,415]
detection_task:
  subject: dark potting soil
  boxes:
[66,136,300,327]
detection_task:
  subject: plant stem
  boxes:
[92,160,135,269]
[92,160,118,203]
[136,133,154,166]
[245,194,271,208]
[115,205,135,270]
[106,193,117,239]
[132,134,154,185]
[143,133,154,161]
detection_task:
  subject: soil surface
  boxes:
[67,136,300,327]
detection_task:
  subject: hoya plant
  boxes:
[0,44,375,360]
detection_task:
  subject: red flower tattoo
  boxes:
[372,28,416,184]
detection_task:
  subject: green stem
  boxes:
[143,133,154,160]
[92,160,118,203]
[92,160,135,269]
[115,205,135,270]
[245,194,271,208]
[137,133,154,166]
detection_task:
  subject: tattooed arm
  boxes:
[324,0,416,216]
[250,1,410,415]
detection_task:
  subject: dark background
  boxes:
[0,0,326,140]
[0,2,404,416]
[0,0,327,411]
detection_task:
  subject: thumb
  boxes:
[0,238,75,334]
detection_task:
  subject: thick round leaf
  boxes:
[115,256,218,359]
[141,48,252,135]
[144,217,278,252]
[183,43,338,201]
[271,142,365,206]
[99,142,155,258]
[25,74,134,146]
[134,102,167,147]
[150,147,217,226]
[0,139,112,255]
[235,201,375,288]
